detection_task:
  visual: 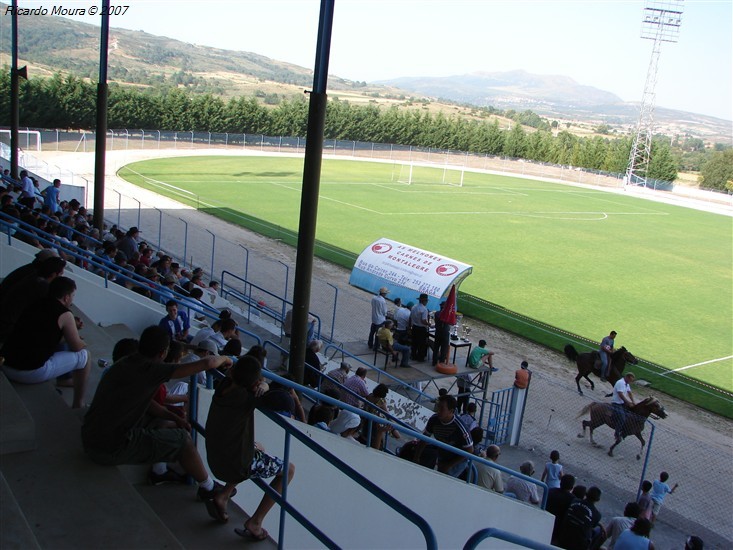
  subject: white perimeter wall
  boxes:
[195,389,554,549]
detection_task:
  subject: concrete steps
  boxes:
[1,379,182,549]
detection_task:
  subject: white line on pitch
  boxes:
[664,355,733,374]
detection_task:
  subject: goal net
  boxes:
[391,162,465,187]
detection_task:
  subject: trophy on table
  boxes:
[463,324,472,341]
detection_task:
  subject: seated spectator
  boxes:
[308,404,334,431]
[167,339,219,398]
[304,339,325,387]
[413,394,473,478]
[0,276,91,408]
[0,255,67,343]
[159,300,192,343]
[505,461,541,504]
[116,226,141,261]
[243,345,268,370]
[204,356,295,540]
[558,486,604,550]
[0,248,58,303]
[467,339,495,370]
[341,366,369,408]
[221,338,242,358]
[321,361,351,394]
[82,326,233,500]
[547,474,577,545]
[376,319,411,367]
[363,383,400,449]
[603,502,641,550]
[201,318,238,352]
[307,388,341,426]
[475,444,504,493]
[329,410,362,444]
[261,377,305,422]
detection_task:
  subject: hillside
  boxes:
[1,3,730,145]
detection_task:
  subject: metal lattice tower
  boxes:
[626,0,684,187]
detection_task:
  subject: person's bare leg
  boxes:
[245,463,295,536]
[178,437,208,482]
[71,352,91,408]
[210,483,237,522]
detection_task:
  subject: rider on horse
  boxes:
[611,372,636,439]
[599,330,617,381]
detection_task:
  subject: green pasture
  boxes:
[120,156,733,398]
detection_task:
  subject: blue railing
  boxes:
[463,527,555,550]
[220,270,324,341]
[190,369,438,549]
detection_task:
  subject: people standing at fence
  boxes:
[558,486,604,550]
[541,450,564,489]
[204,355,295,541]
[410,293,430,362]
[637,480,653,520]
[612,373,636,439]
[546,474,576,546]
[599,330,617,381]
[649,471,678,524]
[413,394,473,478]
[367,287,388,350]
[602,502,640,550]
[614,518,654,550]
[475,444,504,494]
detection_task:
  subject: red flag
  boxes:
[438,285,457,325]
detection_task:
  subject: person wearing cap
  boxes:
[410,293,430,362]
[367,287,389,350]
[329,410,362,444]
[159,300,192,343]
[116,226,141,261]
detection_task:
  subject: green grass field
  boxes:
[120,155,733,396]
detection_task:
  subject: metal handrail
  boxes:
[190,368,437,549]
[220,270,322,339]
[463,527,554,550]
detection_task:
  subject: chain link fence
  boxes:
[521,369,732,544]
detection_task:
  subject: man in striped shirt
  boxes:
[414,394,473,477]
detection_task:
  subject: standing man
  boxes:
[42,179,62,214]
[599,330,617,381]
[432,301,452,366]
[393,300,412,344]
[19,170,36,210]
[611,372,636,440]
[367,287,388,350]
[410,293,430,362]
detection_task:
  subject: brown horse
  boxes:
[564,344,638,395]
[576,397,667,459]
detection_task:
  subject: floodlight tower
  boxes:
[626,0,684,187]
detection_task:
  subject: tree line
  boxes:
[6,72,732,187]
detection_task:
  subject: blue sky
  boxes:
[8,0,733,120]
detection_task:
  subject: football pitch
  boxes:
[119,155,733,393]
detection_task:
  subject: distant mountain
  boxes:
[2,3,730,144]
[377,71,732,143]
[380,70,623,108]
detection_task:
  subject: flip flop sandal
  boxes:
[205,498,228,524]
[234,526,269,542]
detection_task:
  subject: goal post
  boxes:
[390,161,465,187]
